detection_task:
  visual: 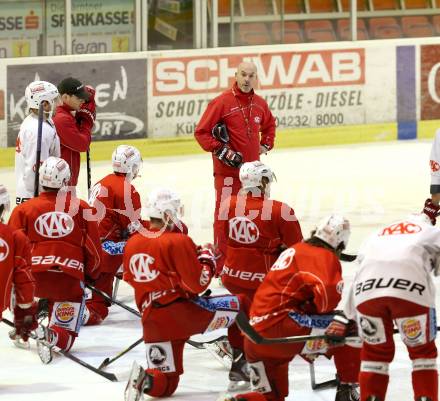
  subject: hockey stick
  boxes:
[235,311,328,345]
[309,362,338,390]
[98,337,144,370]
[86,149,91,198]
[2,318,118,382]
[86,283,141,318]
[34,102,44,197]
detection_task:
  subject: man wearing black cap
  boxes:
[53,77,96,187]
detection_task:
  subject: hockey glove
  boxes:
[197,243,218,276]
[212,123,229,143]
[423,198,440,225]
[259,144,270,155]
[14,302,38,341]
[76,86,96,126]
[215,145,243,168]
[325,313,357,348]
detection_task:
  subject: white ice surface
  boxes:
[0,139,435,401]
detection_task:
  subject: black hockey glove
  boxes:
[214,145,243,168]
[211,123,229,143]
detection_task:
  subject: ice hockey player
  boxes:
[8,157,101,358]
[344,212,440,401]
[229,214,360,401]
[219,160,303,301]
[83,145,143,325]
[15,80,60,204]
[53,77,95,187]
[207,161,302,379]
[0,184,37,342]
[123,188,251,401]
[423,132,440,224]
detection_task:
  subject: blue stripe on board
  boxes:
[396,46,416,140]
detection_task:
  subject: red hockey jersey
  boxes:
[220,193,303,291]
[123,229,212,317]
[250,242,343,332]
[89,173,142,241]
[0,224,34,316]
[8,191,101,282]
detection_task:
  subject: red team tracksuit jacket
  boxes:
[195,83,276,269]
[245,242,360,401]
[8,192,101,341]
[53,104,93,186]
[0,223,35,317]
[220,193,303,300]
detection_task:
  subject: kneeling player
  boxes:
[83,145,143,325]
[0,184,37,343]
[8,157,101,358]
[124,188,250,401]
[229,215,361,401]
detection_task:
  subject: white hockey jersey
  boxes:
[15,114,60,201]
[430,128,440,187]
[344,215,440,318]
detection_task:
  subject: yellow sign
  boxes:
[13,41,30,57]
[112,36,129,52]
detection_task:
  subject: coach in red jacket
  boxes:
[194,61,276,274]
[53,77,96,187]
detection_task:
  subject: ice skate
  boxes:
[35,325,57,364]
[335,383,360,401]
[227,349,250,391]
[204,337,233,369]
[125,361,153,401]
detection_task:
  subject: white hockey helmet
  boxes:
[39,157,71,189]
[25,80,59,113]
[112,145,142,181]
[145,188,182,222]
[239,161,275,190]
[314,214,351,250]
[0,184,10,218]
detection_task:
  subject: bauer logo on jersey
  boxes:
[229,217,259,244]
[34,211,74,238]
[129,253,160,282]
[254,116,261,124]
[54,302,75,324]
[271,248,296,271]
[0,238,9,261]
